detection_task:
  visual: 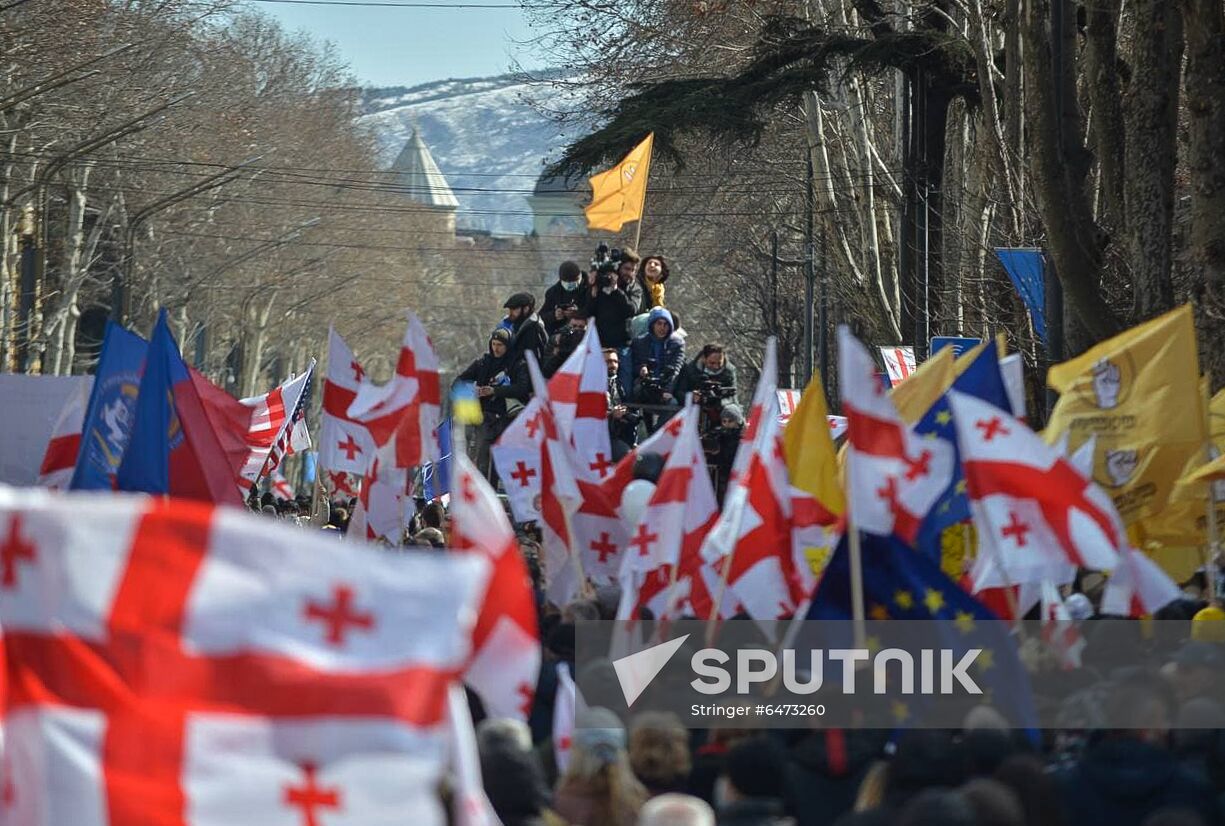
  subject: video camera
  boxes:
[591,242,623,289]
[695,378,736,410]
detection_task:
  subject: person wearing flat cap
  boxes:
[503,291,548,370]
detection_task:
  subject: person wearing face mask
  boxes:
[675,343,738,408]
[541,260,591,336]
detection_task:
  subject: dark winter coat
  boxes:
[508,312,548,368]
[787,730,887,826]
[630,307,685,391]
[454,352,528,422]
[674,357,739,404]
[588,285,636,349]
[540,280,591,335]
[479,740,557,826]
[1054,738,1219,826]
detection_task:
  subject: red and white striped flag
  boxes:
[36,378,92,490]
[240,362,314,485]
[451,448,541,721]
[0,486,490,826]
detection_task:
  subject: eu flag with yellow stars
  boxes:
[806,531,1038,734]
[913,344,1014,562]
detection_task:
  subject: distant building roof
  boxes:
[390,129,459,210]
[533,169,587,196]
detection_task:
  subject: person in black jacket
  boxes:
[630,307,685,432]
[454,328,528,479]
[675,344,739,407]
[1054,670,1218,826]
[503,291,548,368]
[540,260,590,336]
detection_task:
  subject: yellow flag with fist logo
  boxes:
[584,133,654,232]
[1044,305,1204,525]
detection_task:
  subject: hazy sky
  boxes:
[247,1,539,88]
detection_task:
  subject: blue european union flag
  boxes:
[115,311,190,495]
[913,345,1014,559]
[807,531,1038,733]
[70,322,148,490]
[421,419,452,501]
[994,248,1047,343]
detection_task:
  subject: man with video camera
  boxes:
[586,244,640,395]
[630,307,685,432]
[675,343,739,414]
[540,260,590,337]
[543,315,589,377]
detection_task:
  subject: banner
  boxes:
[879,346,916,387]
[0,374,92,486]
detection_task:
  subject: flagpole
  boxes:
[1205,441,1221,604]
[847,522,867,650]
[631,134,653,252]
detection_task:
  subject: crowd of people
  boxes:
[453,248,742,491]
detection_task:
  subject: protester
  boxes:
[588,251,639,397]
[505,291,549,367]
[606,347,640,456]
[455,327,529,477]
[554,707,649,826]
[714,736,796,826]
[542,260,591,336]
[710,403,744,502]
[1054,670,1218,826]
[628,712,692,797]
[635,255,670,315]
[544,315,589,378]
[478,718,567,826]
[630,307,685,432]
[675,344,737,405]
[639,794,716,826]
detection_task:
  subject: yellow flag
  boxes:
[784,372,845,517]
[1211,388,1225,442]
[584,133,654,232]
[890,346,956,425]
[1045,305,1204,524]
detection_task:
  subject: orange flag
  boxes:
[584,133,654,232]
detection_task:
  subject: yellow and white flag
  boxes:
[1045,305,1204,525]
[584,133,653,232]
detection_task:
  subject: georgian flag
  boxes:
[948,390,1123,590]
[617,404,720,621]
[349,449,409,545]
[0,485,490,826]
[36,378,92,490]
[320,328,379,476]
[839,327,954,544]
[450,449,541,721]
[597,407,686,516]
[491,398,545,523]
[347,311,441,469]
[548,323,614,482]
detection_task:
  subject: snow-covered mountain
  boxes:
[358,72,587,235]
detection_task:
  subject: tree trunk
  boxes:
[1180,0,1225,297]
[1084,0,1126,231]
[1022,0,1122,343]
[1122,0,1183,320]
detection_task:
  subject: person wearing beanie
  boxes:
[553,707,647,826]
[541,260,591,336]
[454,326,529,479]
[715,736,795,826]
[712,404,745,502]
[504,291,548,367]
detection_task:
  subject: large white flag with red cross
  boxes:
[347,311,441,470]
[0,487,489,826]
[839,327,954,544]
[948,390,1123,589]
[320,327,379,476]
[450,449,541,721]
[548,324,614,482]
[490,398,545,523]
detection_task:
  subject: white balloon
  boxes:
[619,479,656,526]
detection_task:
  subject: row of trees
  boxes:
[0,0,444,394]
[530,0,1225,397]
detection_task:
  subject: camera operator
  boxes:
[675,343,739,414]
[540,260,590,336]
[604,347,640,456]
[543,315,589,377]
[502,291,548,369]
[630,307,685,432]
[453,328,529,480]
[587,244,639,396]
[711,403,745,503]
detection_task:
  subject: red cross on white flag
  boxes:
[878,345,916,387]
[491,397,546,523]
[547,324,613,483]
[320,327,379,476]
[0,486,490,825]
[450,450,541,722]
[948,390,1124,591]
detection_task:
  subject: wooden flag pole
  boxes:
[847,521,867,650]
